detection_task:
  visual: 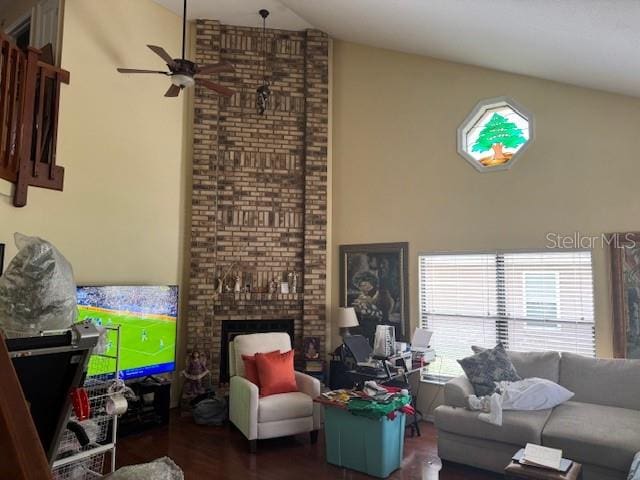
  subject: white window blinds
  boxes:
[419,251,594,378]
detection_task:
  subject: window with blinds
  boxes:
[419,250,595,378]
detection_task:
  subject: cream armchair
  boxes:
[228,332,321,452]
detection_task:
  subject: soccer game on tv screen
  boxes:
[77,285,178,380]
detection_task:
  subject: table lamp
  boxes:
[336,307,359,338]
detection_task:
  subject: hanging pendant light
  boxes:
[256,9,271,115]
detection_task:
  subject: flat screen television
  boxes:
[76,285,178,380]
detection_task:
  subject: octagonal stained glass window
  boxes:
[457,97,534,172]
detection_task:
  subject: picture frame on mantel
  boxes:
[609,232,640,359]
[339,242,410,345]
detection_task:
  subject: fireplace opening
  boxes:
[219,319,295,384]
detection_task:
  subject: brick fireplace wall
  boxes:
[186,20,329,384]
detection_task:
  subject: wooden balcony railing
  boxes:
[0,32,70,207]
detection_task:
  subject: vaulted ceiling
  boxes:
[154,0,640,98]
[154,0,313,31]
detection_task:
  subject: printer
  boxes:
[411,327,436,363]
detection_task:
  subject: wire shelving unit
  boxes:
[52,325,122,479]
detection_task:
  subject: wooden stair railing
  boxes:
[0,32,70,207]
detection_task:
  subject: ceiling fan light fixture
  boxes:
[115,0,236,98]
[171,73,195,88]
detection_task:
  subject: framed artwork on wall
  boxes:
[303,337,320,360]
[339,242,409,345]
[610,232,640,358]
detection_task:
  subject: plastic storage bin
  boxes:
[323,405,405,478]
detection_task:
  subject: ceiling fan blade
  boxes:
[165,84,181,97]
[197,62,235,75]
[117,68,168,74]
[147,45,177,68]
[196,78,235,97]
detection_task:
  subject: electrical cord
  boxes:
[422,355,446,419]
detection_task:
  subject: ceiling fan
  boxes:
[117,0,235,98]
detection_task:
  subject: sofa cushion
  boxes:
[509,351,560,382]
[542,401,640,472]
[460,343,521,396]
[472,347,561,382]
[435,405,552,446]
[444,376,475,408]
[258,392,313,423]
[559,353,640,410]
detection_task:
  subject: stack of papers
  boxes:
[513,444,572,473]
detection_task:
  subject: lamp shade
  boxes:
[336,307,359,328]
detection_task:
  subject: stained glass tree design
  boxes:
[458,97,533,172]
[471,113,527,165]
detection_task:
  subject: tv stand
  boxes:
[118,377,171,437]
[140,375,165,384]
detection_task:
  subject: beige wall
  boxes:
[0,0,187,290]
[331,40,640,360]
[0,0,190,404]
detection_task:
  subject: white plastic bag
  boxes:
[0,233,77,336]
[105,457,184,480]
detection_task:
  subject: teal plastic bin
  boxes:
[323,405,405,478]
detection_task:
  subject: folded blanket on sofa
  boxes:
[467,377,574,426]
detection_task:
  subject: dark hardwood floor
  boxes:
[116,411,498,479]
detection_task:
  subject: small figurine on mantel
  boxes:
[292,272,299,294]
[216,275,223,294]
[269,275,279,294]
[181,350,210,398]
[234,273,242,293]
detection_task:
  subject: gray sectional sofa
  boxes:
[434,351,640,480]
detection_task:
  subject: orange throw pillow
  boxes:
[242,350,278,388]
[255,349,298,397]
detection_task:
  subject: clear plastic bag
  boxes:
[0,233,77,336]
[105,457,184,480]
